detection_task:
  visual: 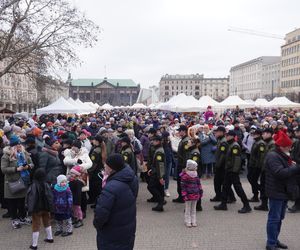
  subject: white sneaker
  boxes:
[192,223,198,227]
[19,217,32,225]
[164,190,170,197]
[12,219,21,229]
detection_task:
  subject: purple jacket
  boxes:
[52,186,73,215]
[180,172,203,201]
[140,134,150,161]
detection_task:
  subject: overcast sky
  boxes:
[70,0,299,88]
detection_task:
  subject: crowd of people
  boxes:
[0,105,300,250]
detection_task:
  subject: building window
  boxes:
[195,91,199,96]
[165,86,169,90]
[195,86,199,90]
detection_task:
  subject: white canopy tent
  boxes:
[254,98,270,108]
[219,95,252,109]
[84,102,99,110]
[75,99,96,113]
[130,103,148,109]
[158,93,187,111]
[100,103,114,110]
[198,96,220,109]
[172,95,202,112]
[267,97,300,108]
[37,97,80,115]
[245,99,255,105]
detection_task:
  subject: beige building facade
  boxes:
[281,28,300,102]
[0,60,38,113]
[230,56,281,100]
[159,74,229,102]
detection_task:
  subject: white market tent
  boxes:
[254,98,270,108]
[172,95,202,112]
[198,95,220,108]
[267,96,300,108]
[84,102,99,109]
[219,95,252,109]
[158,93,187,111]
[75,99,96,113]
[245,99,255,105]
[130,103,148,109]
[101,103,114,110]
[37,97,80,115]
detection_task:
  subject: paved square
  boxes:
[0,178,299,250]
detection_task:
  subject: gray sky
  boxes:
[70,0,299,88]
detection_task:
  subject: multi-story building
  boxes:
[281,28,300,102]
[0,60,38,113]
[159,74,229,102]
[69,77,140,106]
[229,56,281,100]
[36,75,70,108]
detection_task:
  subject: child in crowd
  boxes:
[180,160,203,228]
[53,175,73,237]
[68,165,86,228]
[26,168,54,250]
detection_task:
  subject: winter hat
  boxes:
[10,135,20,147]
[186,159,198,171]
[70,166,82,176]
[32,127,42,137]
[274,130,293,148]
[57,175,68,185]
[34,168,46,182]
[120,136,131,144]
[80,129,91,137]
[106,154,125,172]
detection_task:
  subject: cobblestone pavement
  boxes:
[0,178,299,250]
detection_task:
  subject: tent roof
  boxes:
[131,103,147,109]
[37,97,80,115]
[268,97,300,108]
[101,103,114,110]
[254,98,270,107]
[198,95,219,108]
[219,95,252,108]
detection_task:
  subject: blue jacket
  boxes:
[94,165,139,250]
[199,132,217,164]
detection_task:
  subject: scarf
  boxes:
[54,183,69,192]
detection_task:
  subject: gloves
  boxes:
[77,159,83,164]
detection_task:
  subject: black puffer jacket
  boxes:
[265,148,300,200]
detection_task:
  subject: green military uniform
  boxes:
[212,136,235,201]
[188,145,201,176]
[218,139,250,209]
[176,136,190,200]
[247,138,266,199]
[147,145,166,210]
[121,145,136,173]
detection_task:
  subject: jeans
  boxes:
[164,162,172,190]
[266,199,287,247]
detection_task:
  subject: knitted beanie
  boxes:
[57,175,67,185]
[186,159,198,171]
[106,154,125,172]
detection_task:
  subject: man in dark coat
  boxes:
[265,130,300,250]
[289,126,300,213]
[94,154,138,250]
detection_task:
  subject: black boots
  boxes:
[210,196,221,202]
[196,200,202,211]
[288,204,300,213]
[248,195,259,202]
[238,205,252,214]
[214,203,228,211]
[172,197,185,203]
[254,200,269,211]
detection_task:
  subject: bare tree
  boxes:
[0,0,99,78]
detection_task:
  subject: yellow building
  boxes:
[281,28,300,102]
